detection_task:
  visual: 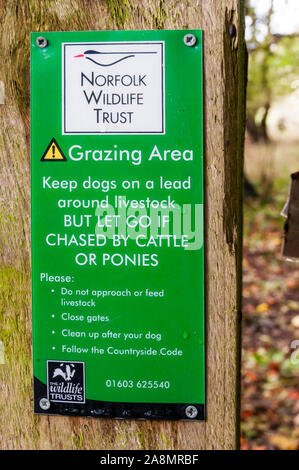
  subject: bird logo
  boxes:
[74,49,157,67]
[74,49,135,67]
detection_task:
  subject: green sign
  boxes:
[31,30,204,420]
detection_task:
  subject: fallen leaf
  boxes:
[245,370,259,382]
[272,237,281,246]
[288,389,299,400]
[242,409,254,419]
[286,279,298,289]
[256,303,269,313]
[288,301,299,311]
[269,434,298,450]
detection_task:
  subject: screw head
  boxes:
[36,36,48,49]
[183,34,197,47]
[39,398,51,410]
[185,405,198,419]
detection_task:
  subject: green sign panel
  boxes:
[31,30,204,420]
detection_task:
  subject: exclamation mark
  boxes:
[52,145,55,158]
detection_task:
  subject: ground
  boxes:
[241,140,299,450]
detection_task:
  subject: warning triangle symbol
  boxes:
[41,138,67,162]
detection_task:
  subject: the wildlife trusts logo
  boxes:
[47,360,85,404]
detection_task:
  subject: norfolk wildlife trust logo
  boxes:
[62,41,165,135]
[47,360,85,404]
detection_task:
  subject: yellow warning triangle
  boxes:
[41,138,67,162]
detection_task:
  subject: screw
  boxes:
[39,398,50,410]
[36,36,48,49]
[185,405,198,419]
[183,34,197,47]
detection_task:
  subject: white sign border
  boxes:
[62,41,165,135]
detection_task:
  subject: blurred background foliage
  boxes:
[246,0,299,143]
[242,0,299,450]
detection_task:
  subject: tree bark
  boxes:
[0,0,245,450]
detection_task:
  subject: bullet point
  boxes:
[52,346,55,350]
[51,289,55,293]
[51,314,55,318]
[52,331,55,334]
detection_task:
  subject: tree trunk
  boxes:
[0,0,245,450]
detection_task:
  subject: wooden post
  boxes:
[0,0,245,450]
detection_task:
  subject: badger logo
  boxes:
[52,363,76,381]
